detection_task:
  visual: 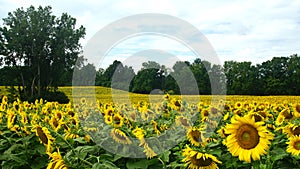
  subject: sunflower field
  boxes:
[1,94,300,169]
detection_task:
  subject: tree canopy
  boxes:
[0,5,85,102]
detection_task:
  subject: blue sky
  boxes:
[1,0,300,70]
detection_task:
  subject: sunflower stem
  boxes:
[158,157,166,169]
[50,129,93,167]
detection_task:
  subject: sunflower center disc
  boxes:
[242,132,250,141]
[294,141,300,150]
[296,105,300,113]
[237,124,259,150]
[293,127,300,136]
[190,156,212,167]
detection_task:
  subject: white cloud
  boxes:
[0,0,299,68]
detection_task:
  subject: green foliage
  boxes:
[0,131,48,169]
[0,5,85,101]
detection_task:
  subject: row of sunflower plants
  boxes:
[1,94,300,168]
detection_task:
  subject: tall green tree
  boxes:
[131,61,163,94]
[0,5,85,100]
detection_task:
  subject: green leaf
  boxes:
[209,148,222,157]
[271,148,288,162]
[92,161,119,169]
[159,150,171,163]
[126,159,149,169]
[4,144,24,154]
[30,156,48,169]
[0,154,28,166]
[73,137,87,144]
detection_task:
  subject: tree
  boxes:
[73,63,96,86]
[0,5,85,101]
[131,61,163,94]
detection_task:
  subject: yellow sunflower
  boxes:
[275,114,285,126]
[245,112,264,122]
[283,123,300,137]
[113,113,124,128]
[104,115,113,125]
[292,103,300,117]
[111,128,132,144]
[35,125,54,145]
[6,109,16,129]
[187,127,205,147]
[170,98,182,111]
[46,148,68,169]
[286,135,300,156]
[1,95,8,105]
[132,127,146,146]
[279,108,294,120]
[182,145,222,169]
[143,143,157,159]
[224,115,274,163]
[201,108,209,120]
[234,101,243,110]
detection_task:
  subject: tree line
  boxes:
[72,54,300,95]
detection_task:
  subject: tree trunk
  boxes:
[38,63,41,96]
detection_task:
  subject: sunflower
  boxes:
[234,102,243,110]
[187,127,205,147]
[279,108,294,120]
[175,116,191,129]
[286,135,300,156]
[275,114,285,126]
[47,148,68,169]
[127,111,137,122]
[19,111,28,125]
[80,98,87,105]
[35,126,54,145]
[283,123,300,137]
[201,108,209,119]
[245,112,264,122]
[151,120,161,135]
[132,127,145,139]
[111,128,132,144]
[1,95,8,105]
[170,98,182,111]
[224,115,274,163]
[0,103,6,111]
[132,127,146,146]
[182,145,222,169]
[50,116,61,132]
[104,115,113,125]
[293,103,300,117]
[143,143,157,159]
[6,109,16,129]
[113,113,124,128]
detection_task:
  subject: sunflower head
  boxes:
[224,116,274,163]
[293,103,300,117]
[286,135,300,156]
[283,123,300,137]
[111,128,132,145]
[113,113,124,128]
[104,115,113,124]
[187,127,205,147]
[279,109,294,120]
[182,145,222,169]
[175,116,191,129]
[35,125,54,145]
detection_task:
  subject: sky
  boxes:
[0,0,300,70]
